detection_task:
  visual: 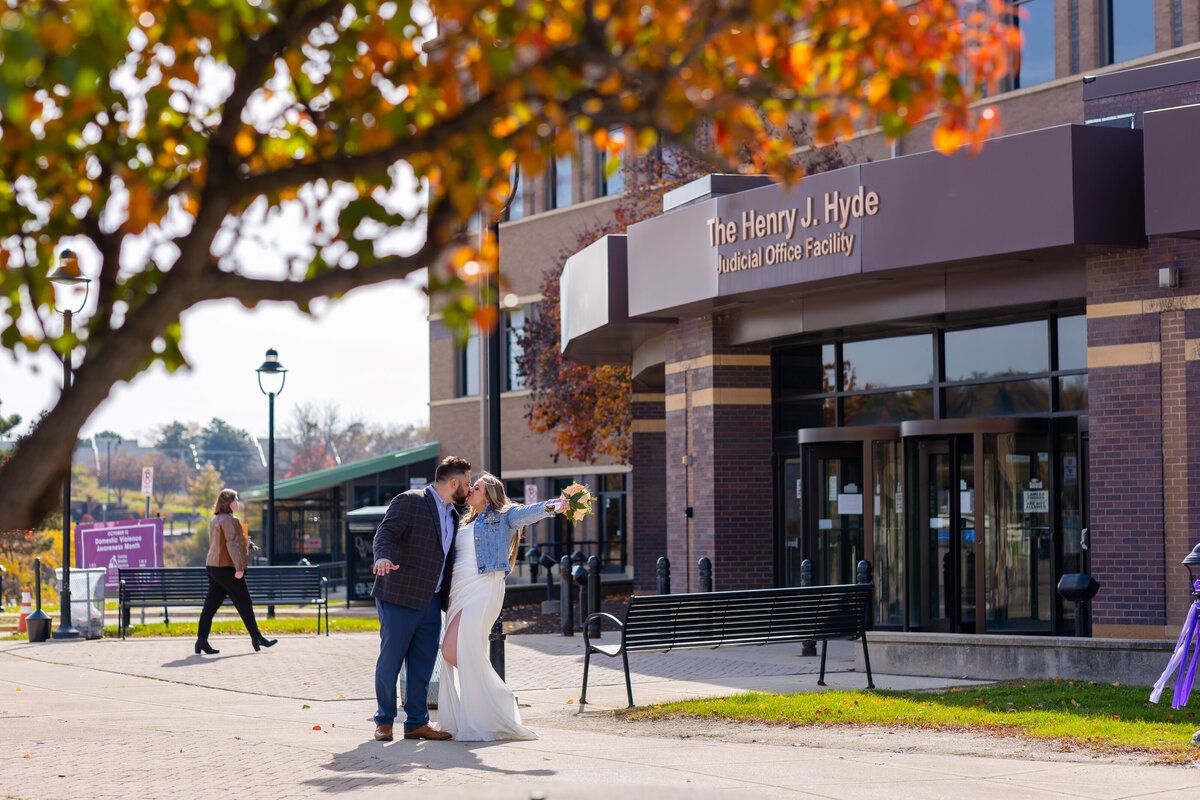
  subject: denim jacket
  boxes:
[468,502,553,576]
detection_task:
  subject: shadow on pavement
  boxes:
[303,740,555,792]
[161,652,259,668]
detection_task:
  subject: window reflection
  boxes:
[842,335,933,390]
[945,320,1047,381]
[1107,0,1155,64]
[946,379,1050,417]
[1013,0,1054,89]
[843,390,933,426]
[1058,375,1088,411]
[1056,315,1086,371]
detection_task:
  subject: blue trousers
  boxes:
[375,596,442,731]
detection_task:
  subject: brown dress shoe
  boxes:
[403,724,452,740]
[374,724,393,742]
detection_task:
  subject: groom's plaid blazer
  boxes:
[371,488,458,611]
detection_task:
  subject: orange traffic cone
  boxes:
[17,590,31,633]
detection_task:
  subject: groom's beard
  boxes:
[452,484,469,504]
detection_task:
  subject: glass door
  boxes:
[916,437,975,632]
[806,444,864,586]
[985,433,1052,632]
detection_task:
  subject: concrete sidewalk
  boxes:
[1,633,1198,799]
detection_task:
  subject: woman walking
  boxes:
[437,473,565,740]
[195,489,277,655]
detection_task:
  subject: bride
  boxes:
[438,472,565,740]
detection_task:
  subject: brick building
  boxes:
[560,52,1200,640]
[428,3,1200,600]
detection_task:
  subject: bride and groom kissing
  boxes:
[370,455,568,742]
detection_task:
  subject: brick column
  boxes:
[631,392,666,593]
[1086,237,1200,638]
[665,315,773,593]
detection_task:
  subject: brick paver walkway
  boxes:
[3,633,1195,799]
[1,633,842,702]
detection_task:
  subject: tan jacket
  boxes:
[207,513,249,572]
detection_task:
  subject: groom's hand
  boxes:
[372,558,399,576]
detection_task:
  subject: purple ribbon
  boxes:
[1151,581,1200,707]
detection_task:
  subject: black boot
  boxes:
[195,641,219,655]
[252,636,278,652]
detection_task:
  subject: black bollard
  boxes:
[540,552,557,602]
[26,557,52,643]
[586,555,601,639]
[488,613,506,680]
[698,557,713,593]
[857,559,875,630]
[656,556,671,595]
[560,555,574,636]
[800,558,816,657]
[573,563,589,633]
[527,546,540,584]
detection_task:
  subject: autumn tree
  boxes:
[285,400,429,466]
[188,465,224,516]
[0,0,1016,530]
[147,451,190,507]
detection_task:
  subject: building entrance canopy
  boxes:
[561,123,1148,364]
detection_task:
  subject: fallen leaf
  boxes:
[566,699,574,704]
[312,725,322,731]
[543,757,551,761]
[685,779,691,783]
[23,755,30,758]
[337,694,344,698]
[328,760,336,765]
[302,704,311,709]
[15,687,21,691]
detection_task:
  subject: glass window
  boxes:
[553,151,573,209]
[457,333,479,397]
[1056,315,1086,371]
[945,320,1047,381]
[1058,375,1088,411]
[507,182,523,221]
[601,127,625,196]
[842,334,934,390]
[843,389,933,426]
[1014,0,1054,88]
[1107,0,1155,64]
[505,308,526,391]
[776,344,834,395]
[776,398,834,432]
[945,378,1050,417]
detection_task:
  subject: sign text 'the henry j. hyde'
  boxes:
[707,185,880,274]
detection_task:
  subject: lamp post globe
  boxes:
[48,248,91,640]
[255,348,287,584]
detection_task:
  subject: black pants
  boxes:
[197,566,263,642]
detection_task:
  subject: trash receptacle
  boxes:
[54,568,107,639]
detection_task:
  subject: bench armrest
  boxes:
[583,612,624,652]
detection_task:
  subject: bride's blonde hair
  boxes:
[463,472,525,569]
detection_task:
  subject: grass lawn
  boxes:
[620,680,1200,762]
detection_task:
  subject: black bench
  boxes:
[581,582,874,707]
[117,566,329,638]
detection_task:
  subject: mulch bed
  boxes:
[503,595,630,635]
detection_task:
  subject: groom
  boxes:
[371,455,472,742]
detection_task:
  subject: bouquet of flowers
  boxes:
[559,483,595,525]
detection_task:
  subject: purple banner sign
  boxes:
[75,518,165,591]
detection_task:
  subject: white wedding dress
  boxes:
[437,521,537,741]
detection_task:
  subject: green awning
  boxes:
[241,442,438,502]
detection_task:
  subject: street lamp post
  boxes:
[48,248,90,641]
[256,349,287,619]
